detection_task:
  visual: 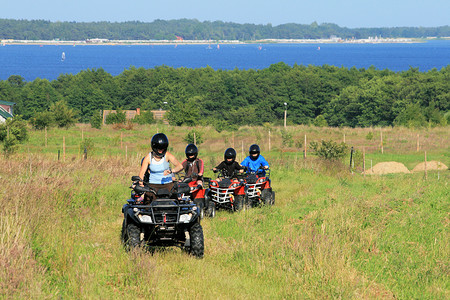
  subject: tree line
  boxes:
[1,19,449,41]
[1,63,448,129]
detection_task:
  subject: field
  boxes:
[1,124,449,299]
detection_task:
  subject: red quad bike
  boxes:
[205,169,246,214]
[244,166,275,207]
[179,173,208,219]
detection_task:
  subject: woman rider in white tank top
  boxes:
[138,133,183,202]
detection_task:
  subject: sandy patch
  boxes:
[412,161,448,172]
[364,161,410,175]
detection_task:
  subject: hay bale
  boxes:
[364,161,410,175]
[412,161,448,172]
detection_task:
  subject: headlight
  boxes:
[138,214,152,223]
[231,183,240,188]
[257,178,265,183]
[179,213,192,223]
[210,181,217,186]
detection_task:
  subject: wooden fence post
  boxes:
[424,151,428,180]
[268,129,271,151]
[363,147,366,177]
[303,134,307,158]
[416,134,419,152]
[45,126,47,147]
[380,130,384,154]
[63,136,66,161]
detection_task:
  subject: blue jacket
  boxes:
[241,155,269,175]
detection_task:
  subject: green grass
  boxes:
[1,125,448,298]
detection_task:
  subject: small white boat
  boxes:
[61,52,66,61]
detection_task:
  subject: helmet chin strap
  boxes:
[152,151,164,158]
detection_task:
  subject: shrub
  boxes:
[105,108,126,125]
[0,116,28,157]
[30,111,55,130]
[90,111,102,129]
[310,140,348,160]
[213,120,238,133]
[366,131,374,140]
[313,115,328,127]
[184,129,204,145]
[49,100,78,128]
[133,110,155,125]
[79,138,95,156]
[281,129,293,147]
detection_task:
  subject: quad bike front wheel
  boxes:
[261,189,274,205]
[124,221,142,249]
[234,195,245,211]
[188,223,204,258]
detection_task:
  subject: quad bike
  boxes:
[121,176,204,258]
[243,166,275,207]
[178,173,210,219]
[205,169,246,213]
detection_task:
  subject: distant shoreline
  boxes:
[2,37,448,46]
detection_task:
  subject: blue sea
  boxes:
[0,41,449,81]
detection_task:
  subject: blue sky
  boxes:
[1,0,449,28]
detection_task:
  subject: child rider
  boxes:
[212,147,245,179]
[241,144,269,176]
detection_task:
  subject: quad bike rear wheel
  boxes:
[188,223,204,258]
[205,201,216,218]
[194,199,205,219]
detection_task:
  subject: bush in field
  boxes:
[49,100,78,128]
[0,116,28,157]
[79,138,95,156]
[30,111,55,130]
[313,115,328,127]
[281,129,293,147]
[366,131,374,140]
[213,120,238,133]
[90,110,103,129]
[184,129,204,145]
[394,103,427,128]
[310,140,348,160]
[105,108,126,125]
[133,110,155,125]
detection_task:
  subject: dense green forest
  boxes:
[1,19,450,40]
[1,64,449,128]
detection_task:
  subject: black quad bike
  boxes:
[243,166,275,207]
[121,176,204,258]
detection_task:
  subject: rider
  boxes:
[139,133,184,203]
[241,144,269,176]
[213,147,245,179]
[181,143,204,185]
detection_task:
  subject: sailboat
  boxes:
[61,52,66,61]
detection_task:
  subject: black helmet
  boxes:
[224,147,236,164]
[249,144,260,160]
[185,144,198,162]
[151,133,169,158]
